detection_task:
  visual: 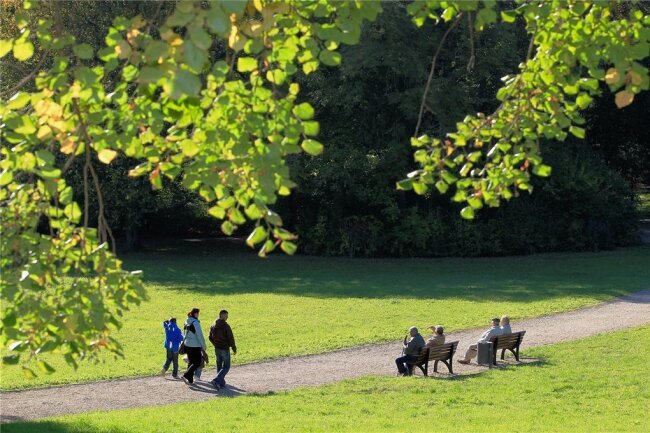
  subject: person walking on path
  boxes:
[395,326,425,376]
[209,309,237,390]
[182,308,207,385]
[161,317,184,378]
[457,317,503,365]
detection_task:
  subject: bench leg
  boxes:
[433,360,439,373]
[501,348,506,360]
[444,359,453,374]
[515,345,520,361]
[423,360,428,377]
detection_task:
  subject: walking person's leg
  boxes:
[171,351,179,377]
[183,347,202,383]
[162,349,173,374]
[215,349,231,387]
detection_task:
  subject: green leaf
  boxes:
[293,103,314,120]
[184,42,208,72]
[206,7,230,35]
[396,179,413,191]
[301,139,324,156]
[181,140,200,157]
[569,126,585,139]
[0,170,13,186]
[73,43,93,59]
[413,182,428,195]
[221,220,236,236]
[501,10,517,23]
[318,50,341,67]
[6,92,30,109]
[280,240,297,255]
[246,226,267,247]
[533,164,552,177]
[139,66,164,83]
[302,121,320,136]
[208,205,226,219]
[237,57,258,73]
[64,202,82,222]
[460,206,475,219]
[229,207,246,225]
[167,69,201,100]
[13,41,34,61]
[0,38,13,58]
[14,116,36,134]
[576,93,592,109]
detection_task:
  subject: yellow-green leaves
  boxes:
[301,139,324,156]
[13,40,34,61]
[293,102,315,120]
[237,57,258,72]
[0,39,13,58]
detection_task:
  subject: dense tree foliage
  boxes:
[1,0,648,373]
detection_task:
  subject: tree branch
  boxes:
[0,55,48,99]
[414,12,464,137]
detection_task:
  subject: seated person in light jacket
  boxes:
[500,316,512,334]
[395,326,425,376]
[457,317,502,364]
[425,325,445,348]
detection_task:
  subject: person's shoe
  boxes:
[182,375,193,385]
[457,359,470,365]
[160,368,166,376]
[210,379,220,390]
[172,374,179,379]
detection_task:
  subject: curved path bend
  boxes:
[2,289,649,423]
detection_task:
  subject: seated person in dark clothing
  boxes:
[395,326,425,376]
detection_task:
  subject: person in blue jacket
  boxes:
[161,317,184,378]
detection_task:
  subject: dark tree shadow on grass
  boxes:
[120,239,650,302]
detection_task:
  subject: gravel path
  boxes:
[1,289,649,423]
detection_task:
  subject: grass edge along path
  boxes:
[7,325,650,433]
[2,245,649,391]
[1,288,648,424]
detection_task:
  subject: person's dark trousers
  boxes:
[163,349,179,376]
[183,346,203,383]
[395,355,418,375]
[213,348,231,387]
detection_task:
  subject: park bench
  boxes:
[490,331,526,366]
[407,341,459,376]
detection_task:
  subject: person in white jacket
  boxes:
[181,307,207,385]
[457,317,503,364]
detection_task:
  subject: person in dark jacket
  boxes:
[395,326,425,376]
[161,317,184,378]
[209,309,237,390]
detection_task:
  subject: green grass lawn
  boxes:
[8,325,650,433]
[2,241,649,390]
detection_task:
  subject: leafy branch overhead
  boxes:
[0,0,648,373]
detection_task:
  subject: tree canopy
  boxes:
[1,0,648,374]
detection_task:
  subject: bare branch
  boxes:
[0,55,48,99]
[414,13,464,137]
[466,12,476,73]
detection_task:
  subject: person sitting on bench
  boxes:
[457,317,502,365]
[395,326,425,376]
[500,316,511,334]
[425,325,445,348]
